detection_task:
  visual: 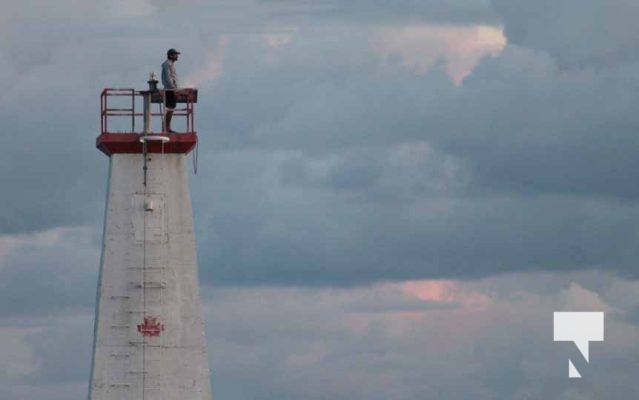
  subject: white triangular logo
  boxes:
[569,359,581,378]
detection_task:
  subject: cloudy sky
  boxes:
[2,0,639,399]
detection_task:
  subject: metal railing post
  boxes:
[143,92,151,134]
[143,73,159,134]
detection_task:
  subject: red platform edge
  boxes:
[96,133,197,156]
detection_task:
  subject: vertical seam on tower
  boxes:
[142,146,147,400]
[87,155,114,400]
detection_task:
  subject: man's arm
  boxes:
[169,63,178,89]
[161,62,173,89]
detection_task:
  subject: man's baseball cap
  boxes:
[167,48,181,56]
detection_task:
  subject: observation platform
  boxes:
[97,88,198,156]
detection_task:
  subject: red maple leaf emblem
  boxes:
[137,316,165,337]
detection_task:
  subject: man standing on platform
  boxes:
[162,48,180,133]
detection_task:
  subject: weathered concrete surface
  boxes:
[90,153,212,400]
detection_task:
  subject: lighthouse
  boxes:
[89,79,213,399]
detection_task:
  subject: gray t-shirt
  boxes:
[161,60,178,89]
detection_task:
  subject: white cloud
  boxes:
[0,227,87,270]
[0,328,40,380]
[491,0,639,66]
[372,24,506,83]
[1,271,638,399]
[265,33,294,49]
[557,390,594,400]
[0,226,100,318]
[108,0,157,18]
[2,0,639,398]
[557,282,610,312]
[201,273,639,399]
[183,36,230,87]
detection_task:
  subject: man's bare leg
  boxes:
[165,109,174,132]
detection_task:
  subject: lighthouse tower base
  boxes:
[89,153,212,400]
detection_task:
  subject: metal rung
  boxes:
[128,267,165,270]
[128,371,148,375]
[109,384,131,388]
[128,343,164,348]
[131,281,166,288]
[111,295,130,299]
[110,353,130,357]
[111,325,130,328]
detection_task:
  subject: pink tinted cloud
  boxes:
[183,36,230,87]
[343,279,495,352]
[372,24,506,84]
[401,279,493,308]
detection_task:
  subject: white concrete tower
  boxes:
[90,83,212,399]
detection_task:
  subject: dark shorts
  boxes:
[164,90,177,109]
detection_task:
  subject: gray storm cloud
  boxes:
[2,0,639,398]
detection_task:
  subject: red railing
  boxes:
[100,88,197,135]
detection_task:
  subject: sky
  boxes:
[2,0,639,399]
